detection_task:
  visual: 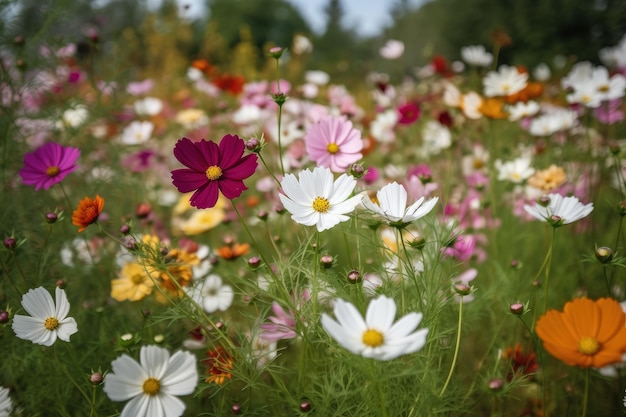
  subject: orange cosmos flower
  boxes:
[203,346,234,384]
[479,98,508,119]
[72,195,104,232]
[536,297,626,368]
[216,243,250,260]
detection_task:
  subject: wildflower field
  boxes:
[3,1,626,416]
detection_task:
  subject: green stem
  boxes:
[53,347,98,417]
[541,228,555,315]
[257,152,281,187]
[369,361,389,417]
[440,295,463,397]
[581,368,590,417]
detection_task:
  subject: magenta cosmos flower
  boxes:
[305,115,363,173]
[19,142,80,190]
[171,134,258,209]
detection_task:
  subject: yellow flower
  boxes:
[111,262,154,302]
[527,164,566,191]
[179,208,225,235]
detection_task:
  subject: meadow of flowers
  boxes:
[3,15,626,417]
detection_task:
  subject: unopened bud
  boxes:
[509,303,524,315]
[409,236,426,250]
[3,237,16,250]
[45,212,58,223]
[0,310,9,324]
[454,283,472,296]
[89,372,103,385]
[595,246,613,263]
[268,46,284,59]
[349,163,366,178]
[537,195,551,207]
[119,224,131,235]
[231,403,242,414]
[347,269,361,284]
[488,378,504,391]
[619,201,626,216]
[248,256,262,269]
[246,138,261,152]
[136,203,151,219]
[299,400,312,412]
[55,279,66,288]
[320,255,334,268]
[257,210,268,221]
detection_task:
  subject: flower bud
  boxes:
[274,203,286,215]
[15,59,26,70]
[268,46,284,59]
[488,378,504,391]
[119,224,131,235]
[3,237,16,250]
[608,140,621,156]
[45,212,58,223]
[409,236,426,250]
[299,400,311,412]
[0,310,9,324]
[272,92,287,106]
[595,246,613,263]
[246,138,261,152]
[619,201,626,216]
[231,403,242,415]
[349,163,366,178]
[14,35,24,46]
[510,259,523,269]
[509,303,524,315]
[55,279,66,288]
[257,210,268,221]
[320,255,334,268]
[537,195,551,207]
[89,372,103,385]
[248,256,262,269]
[347,269,361,284]
[454,283,472,296]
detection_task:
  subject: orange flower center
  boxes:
[362,329,384,347]
[142,377,161,395]
[578,337,600,355]
[46,166,60,177]
[44,317,59,330]
[312,196,330,213]
[326,143,339,154]
[206,165,223,180]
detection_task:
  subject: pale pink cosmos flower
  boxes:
[304,115,363,173]
[259,302,297,341]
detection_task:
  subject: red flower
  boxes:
[212,74,245,95]
[397,102,421,125]
[171,135,258,209]
[72,195,104,232]
[502,344,539,380]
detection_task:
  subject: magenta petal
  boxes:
[218,178,247,199]
[173,138,210,172]
[224,154,257,180]
[197,139,219,166]
[171,169,208,193]
[189,181,220,208]
[218,134,245,169]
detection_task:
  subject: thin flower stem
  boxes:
[541,228,555,315]
[440,295,463,397]
[53,347,98,417]
[581,368,590,417]
[0,255,23,296]
[276,102,286,177]
[231,201,278,279]
[257,152,281,187]
[368,361,389,417]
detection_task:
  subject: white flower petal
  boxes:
[160,351,198,395]
[56,317,78,342]
[120,393,150,417]
[140,345,170,380]
[21,287,54,319]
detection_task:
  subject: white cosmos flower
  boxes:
[523,193,594,227]
[186,274,233,313]
[483,65,528,97]
[121,120,154,145]
[461,45,493,67]
[321,295,428,361]
[0,387,12,417]
[362,182,438,227]
[12,286,78,346]
[103,345,198,417]
[495,156,535,183]
[279,166,362,232]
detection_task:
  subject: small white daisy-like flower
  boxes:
[362,182,438,227]
[279,166,362,232]
[460,45,493,67]
[507,100,540,121]
[103,345,198,417]
[133,96,163,116]
[0,387,12,417]
[495,156,535,183]
[120,120,154,145]
[523,193,594,227]
[483,65,528,97]
[12,286,78,346]
[187,274,233,313]
[321,295,428,361]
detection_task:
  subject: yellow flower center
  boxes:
[206,165,223,180]
[578,337,600,355]
[131,273,146,285]
[142,377,161,395]
[44,317,59,330]
[362,329,384,347]
[46,166,60,177]
[598,85,609,93]
[326,143,339,154]
[312,196,330,213]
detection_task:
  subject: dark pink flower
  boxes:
[397,102,421,125]
[19,141,80,190]
[171,134,258,209]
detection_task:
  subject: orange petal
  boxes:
[536,310,579,350]
[595,298,626,343]
[562,298,599,338]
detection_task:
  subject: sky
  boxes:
[147,0,424,38]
